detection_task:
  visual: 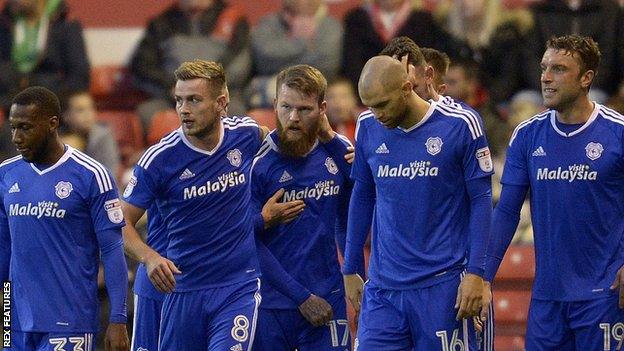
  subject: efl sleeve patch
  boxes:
[104,198,124,224]
[476,147,493,173]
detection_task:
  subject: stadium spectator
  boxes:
[130,0,251,126]
[248,0,342,109]
[0,0,90,113]
[522,0,624,102]
[60,90,120,178]
[341,0,471,95]
[325,78,359,142]
[445,58,510,156]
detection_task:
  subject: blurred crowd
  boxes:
[5,0,622,252]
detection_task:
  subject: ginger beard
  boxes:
[277,115,320,158]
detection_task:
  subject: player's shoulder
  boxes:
[433,100,485,140]
[222,115,259,131]
[597,104,624,130]
[0,155,24,173]
[67,147,116,194]
[509,109,551,145]
[252,131,280,172]
[136,129,183,170]
[354,109,378,140]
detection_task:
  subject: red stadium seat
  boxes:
[493,290,531,324]
[494,335,525,351]
[247,108,276,130]
[495,245,535,281]
[97,111,144,166]
[90,66,126,98]
[148,109,179,145]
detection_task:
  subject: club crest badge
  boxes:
[425,137,443,156]
[585,142,603,161]
[227,149,242,167]
[325,157,339,175]
[55,181,73,199]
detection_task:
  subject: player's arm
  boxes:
[256,239,333,326]
[96,228,130,351]
[483,184,528,281]
[121,201,180,293]
[342,179,375,313]
[0,201,10,282]
[455,176,492,320]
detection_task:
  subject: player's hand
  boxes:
[345,146,355,164]
[318,113,337,143]
[299,294,334,327]
[344,274,364,313]
[474,281,492,332]
[105,323,129,351]
[262,188,305,229]
[610,265,624,308]
[145,252,181,293]
[455,273,484,320]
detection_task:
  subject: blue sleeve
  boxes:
[321,134,353,177]
[462,128,494,181]
[96,228,128,323]
[250,160,267,235]
[483,184,529,282]
[88,169,125,233]
[0,190,9,282]
[335,181,352,257]
[122,165,159,210]
[255,238,311,305]
[465,177,493,277]
[350,119,374,184]
[501,128,530,186]
[343,180,374,275]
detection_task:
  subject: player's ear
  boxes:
[580,69,595,90]
[402,80,413,96]
[319,100,327,115]
[424,65,434,84]
[438,83,447,95]
[49,115,60,132]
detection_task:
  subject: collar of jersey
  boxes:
[549,102,599,138]
[29,145,73,175]
[397,100,436,133]
[178,121,224,156]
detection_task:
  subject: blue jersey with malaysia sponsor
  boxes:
[0,146,125,332]
[132,204,167,301]
[251,132,352,309]
[351,101,493,289]
[123,117,262,291]
[501,103,624,301]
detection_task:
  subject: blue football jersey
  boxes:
[251,132,352,309]
[0,146,125,332]
[132,204,167,301]
[123,117,262,291]
[502,103,624,301]
[351,101,493,289]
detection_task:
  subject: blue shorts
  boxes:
[525,293,624,351]
[254,291,351,351]
[480,296,495,351]
[4,331,95,351]
[159,278,261,351]
[356,273,478,351]
[131,294,163,351]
